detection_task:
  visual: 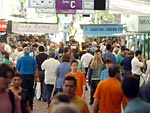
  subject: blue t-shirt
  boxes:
[16,54,38,75]
[103,51,116,64]
[100,69,124,81]
[55,62,71,89]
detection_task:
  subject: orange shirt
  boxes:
[94,78,127,113]
[66,72,86,97]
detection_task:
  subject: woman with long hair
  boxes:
[88,50,104,105]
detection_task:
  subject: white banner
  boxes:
[12,22,59,34]
[29,0,55,8]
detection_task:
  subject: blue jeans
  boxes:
[46,84,54,106]
[123,70,131,77]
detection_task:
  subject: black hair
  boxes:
[104,58,112,64]
[64,76,77,87]
[22,43,28,48]
[53,93,70,103]
[121,46,126,51]
[74,53,79,59]
[108,65,120,77]
[70,59,78,65]
[38,45,45,52]
[135,50,142,56]
[106,43,112,50]
[122,76,139,98]
[0,63,14,78]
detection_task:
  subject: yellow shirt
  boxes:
[47,95,90,113]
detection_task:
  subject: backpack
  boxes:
[9,90,15,113]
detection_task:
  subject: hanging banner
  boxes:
[0,21,7,32]
[12,22,59,34]
[81,24,123,36]
[56,0,82,14]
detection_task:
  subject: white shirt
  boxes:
[81,53,94,68]
[131,57,143,76]
[41,58,60,84]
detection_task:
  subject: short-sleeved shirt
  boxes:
[16,54,38,75]
[120,57,132,70]
[55,62,71,89]
[116,53,125,64]
[103,51,116,64]
[94,78,127,113]
[48,96,90,113]
[66,72,86,97]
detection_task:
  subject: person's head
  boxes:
[73,53,79,59]
[51,103,78,113]
[62,76,77,98]
[49,51,55,58]
[22,43,28,48]
[38,45,45,52]
[106,43,112,51]
[32,44,38,51]
[113,47,120,54]
[135,50,142,59]
[94,50,103,64]
[102,39,107,45]
[23,47,30,54]
[120,46,126,56]
[128,51,134,58]
[64,46,71,54]
[53,93,70,105]
[70,60,78,72]
[62,54,70,62]
[125,48,129,56]
[104,58,112,69]
[12,73,22,88]
[0,63,14,91]
[122,76,139,100]
[92,41,97,47]
[1,50,9,60]
[108,65,120,80]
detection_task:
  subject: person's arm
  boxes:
[82,85,86,99]
[26,100,31,113]
[93,98,99,113]
[122,95,128,110]
[34,69,39,82]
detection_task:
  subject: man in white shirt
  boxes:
[41,51,60,107]
[81,49,94,76]
[131,50,145,84]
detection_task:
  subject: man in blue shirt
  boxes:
[122,76,150,113]
[16,47,39,110]
[102,43,116,64]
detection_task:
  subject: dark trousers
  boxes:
[39,71,46,101]
[46,84,54,106]
[21,75,34,108]
[133,74,140,85]
[90,80,100,104]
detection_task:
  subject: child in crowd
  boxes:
[100,58,112,81]
[66,60,86,98]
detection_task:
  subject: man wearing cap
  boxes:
[16,47,39,110]
[41,51,60,107]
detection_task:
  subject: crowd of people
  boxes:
[0,37,150,113]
